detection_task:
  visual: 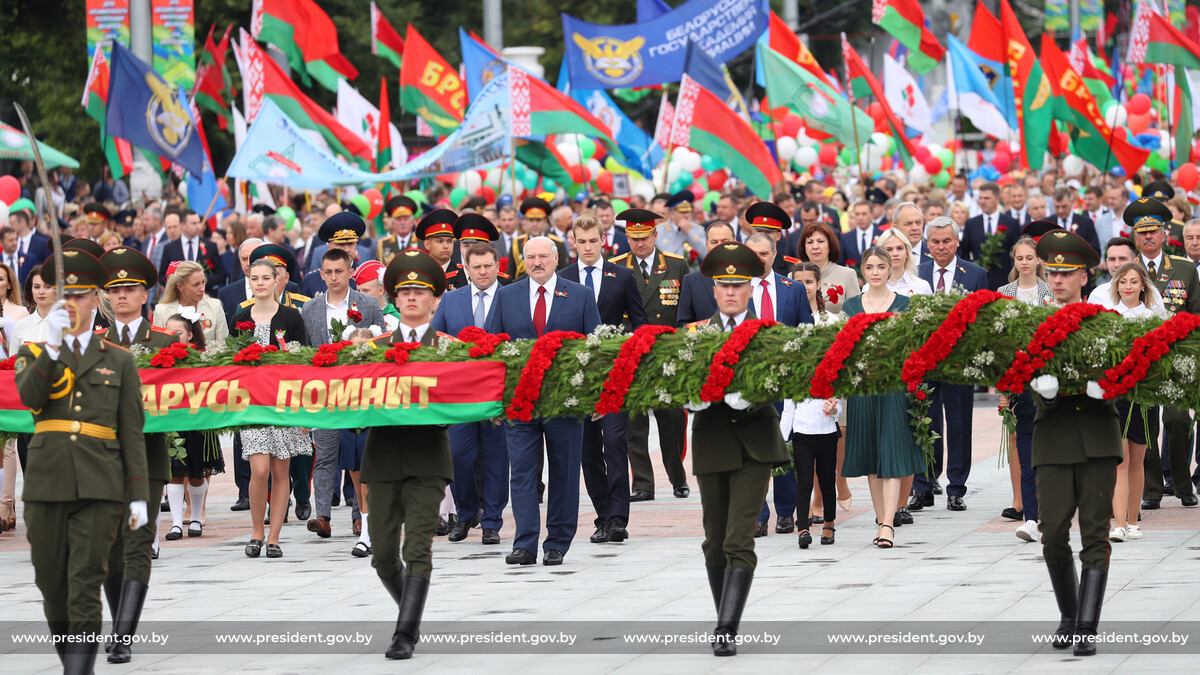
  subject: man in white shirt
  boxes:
[1006,183,1030,227]
[946,175,979,218]
[1083,186,1115,244]
[1086,237,1136,307]
[894,202,928,260]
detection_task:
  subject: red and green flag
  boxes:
[766,10,835,88]
[871,0,945,74]
[377,76,392,173]
[400,24,466,136]
[508,67,622,160]
[250,0,358,93]
[194,24,235,130]
[370,2,405,70]
[1069,39,1115,107]
[841,33,918,169]
[760,44,875,150]
[1128,4,1200,165]
[81,47,133,178]
[669,73,780,198]
[999,0,1053,171]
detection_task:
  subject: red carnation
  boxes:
[235,321,255,332]
[347,309,363,323]
[596,325,676,415]
[810,313,892,399]
[506,331,585,421]
[150,353,176,368]
[0,356,15,370]
[700,319,776,402]
[997,225,1008,233]
[384,342,421,365]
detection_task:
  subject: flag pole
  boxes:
[841,33,868,202]
[201,176,226,222]
[1166,66,1177,172]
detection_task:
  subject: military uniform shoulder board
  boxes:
[662,251,685,260]
[609,253,631,264]
[371,332,393,345]
[445,270,458,279]
[498,271,511,279]
[783,255,800,264]
[105,341,131,353]
[548,234,563,243]
[150,325,176,335]
[290,293,312,304]
[239,298,256,308]
[94,327,108,335]
[1169,255,1191,262]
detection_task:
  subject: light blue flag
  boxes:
[460,28,514,102]
[962,37,1018,129]
[557,59,663,176]
[946,35,1014,141]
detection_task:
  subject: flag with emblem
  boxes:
[370,2,405,70]
[669,74,780,198]
[967,1,1018,131]
[871,0,945,74]
[756,10,837,89]
[399,24,466,136]
[653,92,675,150]
[1127,4,1199,165]
[250,0,358,93]
[81,47,133,178]
[1069,39,1115,107]
[194,24,235,130]
[461,28,517,103]
[882,53,932,136]
[999,0,1052,170]
[841,34,918,169]
[946,35,1015,141]
[335,79,406,170]
[760,44,874,149]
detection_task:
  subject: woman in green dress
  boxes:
[840,247,926,548]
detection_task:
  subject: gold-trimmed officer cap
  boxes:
[1142,180,1175,201]
[48,236,105,258]
[385,195,417,218]
[83,202,112,224]
[319,212,366,244]
[617,208,664,239]
[454,213,499,242]
[249,243,299,281]
[700,242,766,284]
[415,208,457,240]
[41,249,108,295]
[384,249,447,297]
[1036,230,1099,272]
[667,190,694,212]
[1021,220,1064,242]
[100,246,158,289]
[746,202,791,232]
[112,209,137,227]
[520,197,552,220]
[1123,197,1174,234]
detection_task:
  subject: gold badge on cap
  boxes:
[1053,231,1067,238]
[723,244,740,250]
[1054,254,1065,263]
[407,271,418,280]
[405,250,420,257]
[113,249,126,255]
[66,274,78,284]
[117,270,128,278]
[725,265,737,274]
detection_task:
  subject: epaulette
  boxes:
[609,253,631,263]
[105,341,131,353]
[289,292,311,303]
[684,319,708,334]
[239,298,256,308]
[783,255,800,264]
[150,325,175,335]
[662,251,685,260]
[498,272,510,279]
[445,270,458,279]
[371,332,393,345]
[1169,255,1192,262]
[94,327,108,335]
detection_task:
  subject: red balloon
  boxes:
[1112,127,1128,142]
[592,144,606,162]
[1178,163,1200,192]
[992,152,1011,173]
[818,144,838,166]
[782,113,803,138]
[436,172,458,185]
[867,102,885,122]
[708,169,729,190]
[1128,93,1152,116]
[595,171,615,194]
[1127,111,1151,134]
[880,157,893,171]
[913,145,931,162]
[361,188,385,219]
[690,181,707,199]
[923,155,943,175]
[995,140,1011,155]
[0,175,20,205]
[567,165,589,185]
[477,185,496,203]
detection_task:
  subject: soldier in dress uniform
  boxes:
[97,247,177,664]
[415,208,462,285]
[509,198,570,278]
[364,249,455,660]
[302,213,368,297]
[683,242,790,657]
[445,213,509,289]
[14,249,150,672]
[746,202,800,276]
[610,209,693,502]
[1029,230,1122,656]
[376,196,418,265]
[1125,198,1200,509]
[656,190,707,262]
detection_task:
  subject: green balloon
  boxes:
[578,137,597,160]
[276,206,297,230]
[936,148,954,168]
[700,154,723,172]
[449,188,468,209]
[350,194,370,217]
[543,178,559,193]
[703,190,720,211]
[839,146,855,166]
[933,169,950,188]
[7,197,34,213]
[611,199,629,213]
[404,189,426,204]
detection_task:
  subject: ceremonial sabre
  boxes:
[13,102,80,330]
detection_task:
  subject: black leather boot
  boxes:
[380,571,405,607]
[386,576,429,660]
[712,568,752,657]
[103,575,122,654]
[1073,568,1107,656]
[108,580,149,664]
[706,567,724,612]
[63,636,98,675]
[1045,565,1078,649]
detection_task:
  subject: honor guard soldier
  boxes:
[246,244,311,310]
[510,197,570,277]
[745,201,799,276]
[14,249,149,672]
[414,207,460,280]
[377,196,419,265]
[610,209,692,502]
[446,213,509,290]
[97,247,177,664]
[364,249,455,660]
[683,242,790,656]
[302,212,368,296]
[1029,230,1122,656]
[1125,197,1200,509]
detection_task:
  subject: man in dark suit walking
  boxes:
[561,214,648,544]
[910,217,989,514]
[156,209,226,293]
[960,182,1019,290]
[1052,187,1101,255]
[593,199,631,260]
[10,206,49,285]
[488,236,600,566]
[677,221,736,326]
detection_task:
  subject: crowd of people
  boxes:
[5,158,1200,664]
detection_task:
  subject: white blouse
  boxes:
[888,272,932,296]
[779,397,843,437]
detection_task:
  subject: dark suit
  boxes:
[431,283,509,532]
[158,237,226,294]
[961,211,1019,290]
[561,262,648,531]
[677,271,716,327]
[915,257,989,499]
[602,227,631,259]
[1054,213,1101,259]
[839,226,885,266]
[15,232,50,285]
[487,275,600,558]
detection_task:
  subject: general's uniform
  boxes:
[377,196,419,265]
[610,219,691,498]
[14,248,148,671]
[510,198,570,278]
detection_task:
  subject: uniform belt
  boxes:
[34,420,117,439]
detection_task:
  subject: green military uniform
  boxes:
[510,197,570,278]
[612,209,693,498]
[363,248,454,660]
[1127,198,1200,506]
[378,196,419,265]
[97,246,177,663]
[14,249,148,671]
[1032,230,1120,656]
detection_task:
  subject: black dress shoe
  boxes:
[754,520,767,538]
[1181,493,1198,507]
[230,497,250,512]
[908,492,933,510]
[895,508,913,525]
[607,521,629,543]
[331,493,341,507]
[435,514,456,536]
[1001,507,1024,521]
[448,512,480,542]
[505,548,536,565]
[1164,480,1176,497]
[931,480,943,495]
[481,528,501,545]
[1142,498,1160,510]
[775,516,795,534]
[629,489,654,502]
[161,500,170,512]
[947,495,967,511]
[673,485,690,498]
[589,526,610,543]
[295,502,312,521]
[543,549,564,566]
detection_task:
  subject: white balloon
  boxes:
[1104,104,1128,130]
[457,171,483,193]
[0,201,8,225]
[1061,155,1085,176]
[908,165,931,187]
[678,150,702,173]
[926,143,943,157]
[632,177,655,201]
[556,143,583,166]
[586,158,603,181]
[484,168,502,188]
[776,136,799,162]
[869,132,890,149]
[794,145,819,168]
[858,145,884,174]
[796,130,818,147]
[671,146,692,162]
[1157,138,1175,160]
[666,163,683,184]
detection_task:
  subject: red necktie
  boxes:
[759,279,774,321]
[937,268,947,293]
[533,286,547,336]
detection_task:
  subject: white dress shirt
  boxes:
[1141,252,1165,275]
[528,273,558,318]
[47,328,94,360]
[17,231,36,259]
[576,260,603,302]
[180,235,202,261]
[718,309,749,329]
[471,280,498,319]
[751,274,778,322]
[888,272,932,296]
[398,322,430,343]
[979,210,1000,236]
[1009,207,1028,225]
[1086,282,1117,309]
[634,252,656,279]
[12,309,50,349]
[114,316,145,342]
[1114,302,1156,319]
[324,292,349,330]
[779,397,843,437]
[932,262,957,293]
[3,250,19,277]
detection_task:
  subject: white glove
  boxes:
[44,300,71,350]
[1029,375,1059,400]
[1086,381,1106,400]
[723,392,753,410]
[683,400,712,413]
[128,500,149,530]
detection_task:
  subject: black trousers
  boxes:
[793,431,840,526]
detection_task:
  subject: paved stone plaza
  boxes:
[2,396,1199,673]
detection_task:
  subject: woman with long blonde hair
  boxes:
[153,260,228,347]
[876,228,931,296]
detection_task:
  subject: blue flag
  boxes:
[962,38,1017,130]
[105,43,205,176]
[227,100,375,189]
[683,40,749,119]
[636,0,673,21]
[460,28,514,103]
[556,60,663,176]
